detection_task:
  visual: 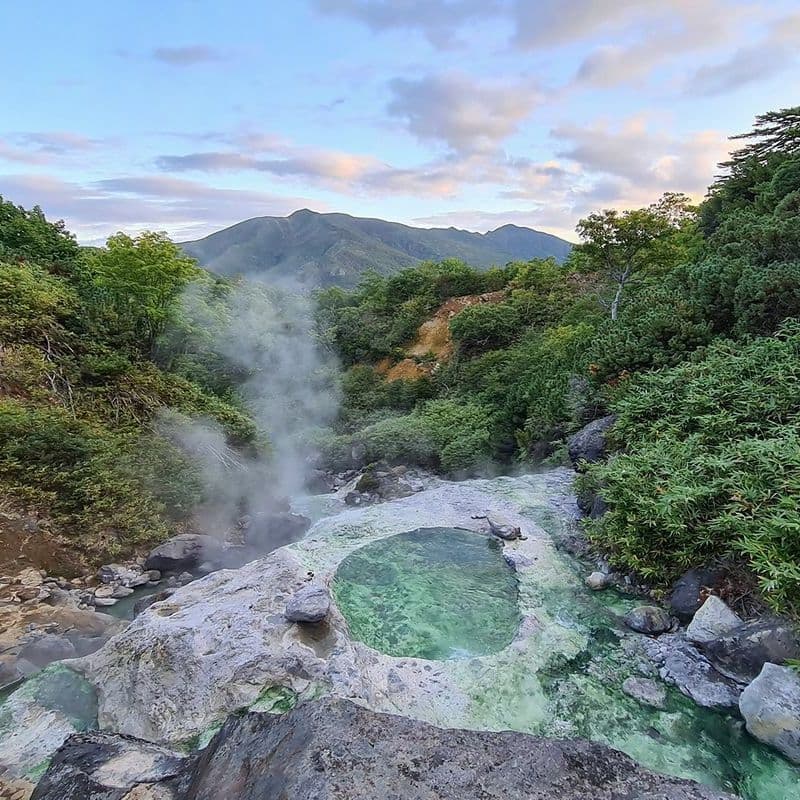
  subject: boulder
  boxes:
[585,571,612,591]
[624,606,673,635]
[144,534,224,574]
[18,634,77,668]
[642,633,742,711]
[30,730,187,800]
[132,588,175,618]
[622,676,667,709]
[244,513,311,553]
[686,596,742,644]
[739,663,800,764]
[567,415,616,469]
[701,618,800,684]
[32,698,735,800]
[669,568,725,623]
[284,585,330,623]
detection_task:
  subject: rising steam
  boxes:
[161,276,340,553]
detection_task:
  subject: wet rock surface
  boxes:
[740,663,800,765]
[30,731,187,800]
[641,633,742,711]
[700,618,800,684]
[32,699,734,800]
[624,605,673,635]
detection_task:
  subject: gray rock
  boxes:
[144,534,224,574]
[30,730,187,799]
[701,618,800,684]
[0,655,26,691]
[244,512,311,552]
[740,663,800,764]
[285,584,330,623]
[92,597,118,607]
[567,415,616,469]
[97,563,140,586]
[669,568,724,622]
[622,676,667,709]
[132,588,175,618]
[19,634,77,667]
[686,596,742,644]
[585,571,612,591]
[33,698,734,799]
[642,633,742,711]
[624,606,673,635]
[589,494,608,519]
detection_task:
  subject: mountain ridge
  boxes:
[181,209,573,288]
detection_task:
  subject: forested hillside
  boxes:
[315,107,800,612]
[0,204,262,572]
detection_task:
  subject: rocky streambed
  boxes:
[1,469,799,799]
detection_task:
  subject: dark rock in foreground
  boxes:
[33,698,734,799]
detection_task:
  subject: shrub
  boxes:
[450,302,520,354]
[586,324,800,612]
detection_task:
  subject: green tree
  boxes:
[90,231,200,356]
[574,193,697,321]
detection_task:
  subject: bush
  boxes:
[355,399,494,473]
[450,302,520,354]
[586,324,800,611]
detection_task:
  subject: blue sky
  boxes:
[1,0,798,243]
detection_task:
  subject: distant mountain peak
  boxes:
[181,211,572,289]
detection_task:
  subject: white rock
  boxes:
[740,663,800,764]
[686,596,741,644]
[585,571,611,591]
[285,585,330,623]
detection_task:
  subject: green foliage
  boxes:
[89,231,201,357]
[450,302,520,353]
[573,192,699,320]
[586,325,800,611]
[0,203,259,566]
[352,399,494,473]
[0,196,79,268]
[0,261,78,343]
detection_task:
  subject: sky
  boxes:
[1,1,798,244]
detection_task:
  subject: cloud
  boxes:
[152,45,225,65]
[553,117,730,201]
[311,0,496,45]
[687,11,800,96]
[386,72,541,154]
[15,131,107,154]
[0,140,48,165]
[0,131,109,165]
[0,173,323,243]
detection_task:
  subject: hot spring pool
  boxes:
[332,527,520,660]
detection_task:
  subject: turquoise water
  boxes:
[331,521,800,800]
[333,527,520,660]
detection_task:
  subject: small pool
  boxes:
[332,527,520,660]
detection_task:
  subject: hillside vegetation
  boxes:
[0,204,261,571]
[316,107,800,612]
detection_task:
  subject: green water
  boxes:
[333,527,520,660]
